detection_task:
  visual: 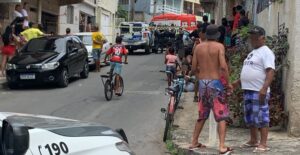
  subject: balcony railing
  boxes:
[157,5,181,14]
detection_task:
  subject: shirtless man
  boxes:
[189,25,233,155]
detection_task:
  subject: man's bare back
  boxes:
[192,41,229,81]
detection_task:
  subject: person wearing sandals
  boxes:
[189,25,233,155]
[232,26,275,153]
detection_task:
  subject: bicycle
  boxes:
[100,62,124,101]
[161,74,185,142]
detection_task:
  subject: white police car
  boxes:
[0,112,135,155]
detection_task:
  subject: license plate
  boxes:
[20,74,35,80]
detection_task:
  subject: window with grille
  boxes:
[66,5,74,24]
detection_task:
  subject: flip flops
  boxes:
[240,142,259,148]
[219,147,234,155]
[253,147,271,153]
[188,143,206,150]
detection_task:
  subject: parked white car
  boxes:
[0,112,135,155]
[75,32,110,68]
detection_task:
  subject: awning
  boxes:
[59,0,84,6]
[0,0,21,3]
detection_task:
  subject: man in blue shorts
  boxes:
[232,26,275,153]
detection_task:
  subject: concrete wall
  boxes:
[96,0,118,43]
[256,0,300,136]
[58,3,95,34]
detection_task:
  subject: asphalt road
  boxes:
[0,52,169,155]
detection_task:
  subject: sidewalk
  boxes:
[170,93,300,155]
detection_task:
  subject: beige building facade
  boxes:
[96,0,118,43]
[58,0,97,34]
[0,0,85,34]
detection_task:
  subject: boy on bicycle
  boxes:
[104,36,128,95]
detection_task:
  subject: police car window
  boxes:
[133,23,142,32]
[120,24,129,34]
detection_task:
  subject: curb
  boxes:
[168,92,300,155]
[168,92,220,155]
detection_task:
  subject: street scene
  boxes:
[0,0,300,155]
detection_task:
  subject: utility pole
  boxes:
[153,0,157,16]
[130,0,136,21]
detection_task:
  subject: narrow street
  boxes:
[0,52,168,155]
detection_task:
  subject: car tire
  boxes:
[58,68,69,88]
[89,64,96,71]
[7,82,18,89]
[129,50,134,55]
[80,62,89,79]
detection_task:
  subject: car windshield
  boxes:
[132,23,142,32]
[120,24,130,34]
[24,38,66,53]
[77,35,92,45]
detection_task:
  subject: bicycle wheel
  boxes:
[163,114,172,142]
[119,76,124,96]
[104,80,113,101]
[115,76,124,96]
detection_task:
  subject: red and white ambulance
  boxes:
[150,13,197,32]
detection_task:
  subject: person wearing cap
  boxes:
[232,26,275,153]
[189,25,233,154]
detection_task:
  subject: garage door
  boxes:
[101,13,110,36]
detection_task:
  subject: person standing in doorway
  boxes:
[189,25,233,155]
[92,25,105,72]
[232,26,275,153]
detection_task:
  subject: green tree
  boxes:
[116,6,128,21]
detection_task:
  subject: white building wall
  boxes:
[59,3,95,35]
[97,0,118,43]
[255,0,300,136]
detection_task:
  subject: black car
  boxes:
[6,36,89,88]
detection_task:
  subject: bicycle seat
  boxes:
[100,75,109,78]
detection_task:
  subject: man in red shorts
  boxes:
[189,25,233,155]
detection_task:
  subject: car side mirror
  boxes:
[115,128,128,144]
[1,120,29,155]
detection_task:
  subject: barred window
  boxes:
[66,5,74,24]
